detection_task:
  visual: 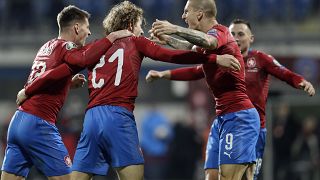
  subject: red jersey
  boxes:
[244,49,303,128]
[20,38,112,124]
[86,36,218,111]
[171,24,254,115]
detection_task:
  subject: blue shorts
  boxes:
[254,128,267,179]
[1,110,71,177]
[204,108,260,169]
[72,105,144,175]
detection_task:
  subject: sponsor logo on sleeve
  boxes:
[207,29,218,37]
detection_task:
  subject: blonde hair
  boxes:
[189,0,217,18]
[103,1,144,34]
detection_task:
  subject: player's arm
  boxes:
[16,63,75,105]
[264,55,315,96]
[151,20,217,50]
[136,37,240,70]
[64,30,133,68]
[150,33,193,50]
[146,65,204,83]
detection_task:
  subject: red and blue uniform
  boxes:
[72,36,221,175]
[166,24,260,168]
[1,38,113,177]
[244,49,303,178]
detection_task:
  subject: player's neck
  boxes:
[200,18,218,33]
[58,31,75,42]
[242,50,249,57]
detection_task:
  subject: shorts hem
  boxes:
[112,161,144,168]
[72,164,108,176]
[1,168,28,177]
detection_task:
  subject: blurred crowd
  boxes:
[0,0,319,179]
[0,0,319,32]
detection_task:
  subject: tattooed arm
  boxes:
[152,20,218,50]
[176,27,217,50]
[159,35,193,50]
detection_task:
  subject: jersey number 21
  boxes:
[92,48,124,88]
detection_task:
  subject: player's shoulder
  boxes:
[250,49,273,60]
[208,24,228,36]
[37,38,66,57]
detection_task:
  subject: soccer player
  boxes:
[1,5,132,180]
[147,18,316,180]
[229,19,315,179]
[148,0,261,179]
[15,2,243,180]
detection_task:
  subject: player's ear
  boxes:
[74,23,80,35]
[197,10,204,21]
[250,35,254,43]
[128,22,134,32]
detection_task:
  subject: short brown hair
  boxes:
[103,1,144,35]
[57,5,90,31]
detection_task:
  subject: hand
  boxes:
[71,74,86,89]
[146,70,163,83]
[107,30,133,43]
[216,54,241,71]
[151,19,177,36]
[16,88,28,106]
[298,80,315,96]
[148,32,169,45]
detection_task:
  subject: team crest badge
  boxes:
[65,42,77,50]
[247,57,256,68]
[64,155,72,167]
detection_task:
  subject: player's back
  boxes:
[19,39,73,124]
[87,37,144,111]
[200,24,253,115]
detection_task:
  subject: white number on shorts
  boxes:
[92,48,124,88]
[225,133,233,150]
[28,61,46,84]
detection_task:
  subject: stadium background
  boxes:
[0,0,319,179]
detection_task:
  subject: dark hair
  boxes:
[57,5,90,31]
[231,19,252,31]
[103,1,144,34]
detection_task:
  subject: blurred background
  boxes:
[0,0,319,180]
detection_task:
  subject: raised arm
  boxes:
[64,30,133,68]
[135,37,240,70]
[150,33,193,50]
[264,55,315,96]
[146,65,205,83]
[151,20,217,50]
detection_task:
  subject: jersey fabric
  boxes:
[204,108,260,168]
[1,110,71,177]
[73,36,219,174]
[3,37,112,177]
[169,24,260,168]
[171,24,254,115]
[244,49,303,128]
[20,38,112,124]
[86,36,218,111]
[72,105,143,175]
